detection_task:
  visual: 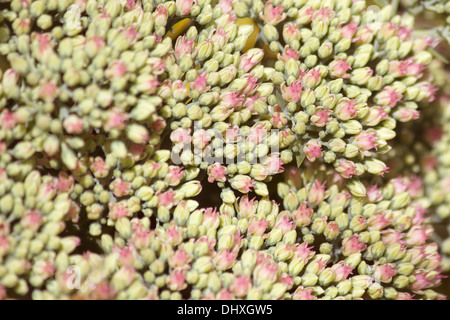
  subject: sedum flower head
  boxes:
[0,0,448,300]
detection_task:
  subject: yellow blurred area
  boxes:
[236,18,259,53]
[164,18,193,41]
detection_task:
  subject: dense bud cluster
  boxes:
[248,0,437,182]
[0,0,448,299]
[399,0,450,49]
[421,94,450,273]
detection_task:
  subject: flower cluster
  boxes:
[0,0,448,300]
[248,0,437,182]
[421,94,450,273]
[398,0,450,51]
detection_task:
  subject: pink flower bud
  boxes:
[417,82,438,102]
[174,35,196,59]
[38,181,57,202]
[409,272,435,292]
[353,130,378,156]
[32,32,53,61]
[329,59,351,79]
[292,202,314,227]
[259,1,286,25]
[108,201,130,220]
[170,128,192,145]
[312,7,334,23]
[63,115,84,134]
[335,99,358,121]
[230,275,251,298]
[375,86,402,107]
[131,224,152,249]
[391,177,410,194]
[397,26,412,41]
[270,112,288,129]
[239,49,264,73]
[378,22,398,41]
[90,157,110,178]
[282,25,301,43]
[21,210,43,232]
[220,90,244,109]
[274,214,295,234]
[213,249,238,271]
[191,72,210,94]
[176,0,195,15]
[193,129,211,149]
[39,81,59,102]
[1,110,18,130]
[169,248,192,269]
[33,260,55,278]
[2,69,19,90]
[105,108,128,131]
[230,175,254,194]
[292,287,317,300]
[247,124,268,144]
[253,260,278,285]
[56,172,75,193]
[368,212,392,231]
[335,159,357,179]
[202,207,220,229]
[167,269,187,291]
[281,80,303,103]
[210,27,229,48]
[363,106,388,126]
[217,289,233,300]
[375,263,398,283]
[406,225,431,246]
[394,108,420,122]
[158,190,176,208]
[293,242,315,261]
[307,180,326,205]
[396,292,415,300]
[248,217,269,236]
[303,68,322,88]
[303,140,323,162]
[217,0,234,16]
[341,20,358,39]
[165,224,183,246]
[238,195,257,218]
[366,184,383,203]
[241,74,260,95]
[262,153,285,175]
[153,5,168,26]
[207,163,228,183]
[166,166,185,186]
[110,178,131,198]
[342,234,367,256]
[381,229,406,246]
[332,262,354,282]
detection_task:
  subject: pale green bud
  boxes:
[319,269,336,286]
[301,273,318,287]
[345,253,362,268]
[390,192,410,210]
[265,228,283,246]
[384,287,398,300]
[347,180,366,197]
[116,218,132,239]
[193,256,213,273]
[197,40,213,61]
